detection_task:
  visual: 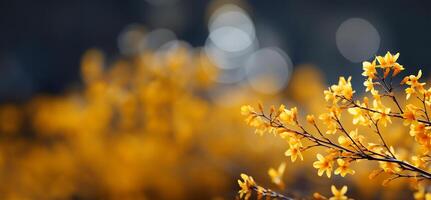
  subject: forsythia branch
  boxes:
[238,51,431,199]
[237,173,351,200]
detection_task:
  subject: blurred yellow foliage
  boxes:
[0,43,296,199]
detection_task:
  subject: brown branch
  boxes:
[255,111,431,180]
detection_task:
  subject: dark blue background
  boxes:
[0,0,430,101]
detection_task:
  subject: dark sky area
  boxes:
[0,0,431,102]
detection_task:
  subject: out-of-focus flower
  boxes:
[414,185,431,200]
[329,185,349,200]
[268,162,286,188]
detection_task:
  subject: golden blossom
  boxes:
[313,154,333,178]
[334,159,355,177]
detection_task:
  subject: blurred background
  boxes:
[0,0,430,199]
[2,0,431,101]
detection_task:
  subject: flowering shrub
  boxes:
[0,45,292,199]
[240,52,431,199]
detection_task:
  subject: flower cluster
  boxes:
[238,173,351,200]
[239,52,431,199]
[238,173,294,200]
[0,39,300,199]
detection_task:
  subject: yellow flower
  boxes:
[410,123,427,137]
[324,88,337,103]
[363,96,370,105]
[280,131,296,140]
[376,51,400,68]
[241,105,255,116]
[329,105,342,119]
[329,185,349,200]
[347,106,366,125]
[248,116,268,136]
[313,153,333,178]
[362,59,377,78]
[319,113,338,134]
[285,144,303,162]
[412,156,426,168]
[425,88,431,100]
[406,70,425,87]
[405,70,426,99]
[238,174,256,200]
[410,123,431,146]
[402,104,419,126]
[349,129,365,143]
[371,89,381,101]
[406,87,416,100]
[338,129,364,149]
[367,143,385,154]
[279,107,298,125]
[306,114,316,124]
[268,162,286,188]
[338,135,352,148]
[368,169,383,180]
[414,185,431,200]
[421,143,431,155]
[334,159,355,177]
[379,161,401,174]
[363,78,374,92]
[393,63,405,76]
[372,101,392,127]
[331,76,355,100]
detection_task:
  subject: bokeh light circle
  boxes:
[245,47,292,94]
[336,18,380,63]
[204,3,259,84]
[142,29,177,51]
[208,4,255,39]
[209,26,254,53]
[216,67,247,84]
[157,40,193,55]
[204,37,257,70]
